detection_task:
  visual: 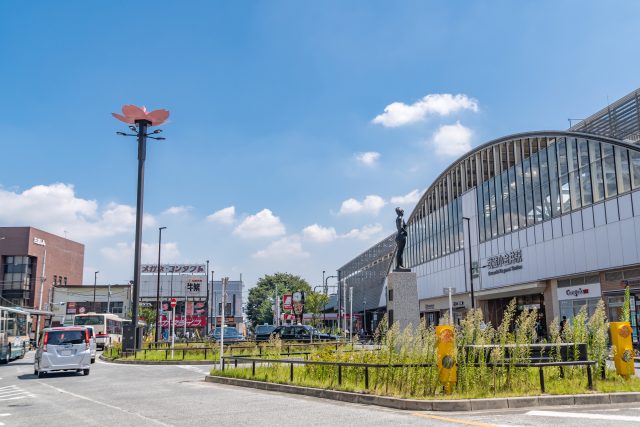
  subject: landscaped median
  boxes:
[206,304,640,410]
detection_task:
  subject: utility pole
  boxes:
[219,277,227,364]
[349,286,353,342]
[155,226,166,342]
[342,282,347,338]
[93,271,99,312]
[205,260,210,336]
[107,284,111,313]
[35,248,47,342]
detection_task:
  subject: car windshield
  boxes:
[255,325,275,334]
[47,330,85,345]
[212,327,239,336]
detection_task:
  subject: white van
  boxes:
[34,327,91,377]
[85,325,97,363]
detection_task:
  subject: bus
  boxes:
[0,306,31,363]
[73,313,129,349]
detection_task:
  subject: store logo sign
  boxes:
[557,283,601,301]
[33,237,46,246]
[566,288,589,297]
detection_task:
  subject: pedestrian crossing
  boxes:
[0,385,34,402]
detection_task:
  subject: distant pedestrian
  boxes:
[560,316,567,334]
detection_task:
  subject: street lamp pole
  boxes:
[155,226,166,342]
[113,104,169,351]
[206,260,209,336]
[93,271,99,312]
[462,217,475,309]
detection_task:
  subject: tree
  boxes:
[304,291,330,328]
[246,273,312,328]
[139,307,157,332]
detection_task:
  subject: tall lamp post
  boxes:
[93,271,99,312]
[462,217,475,309]
[155,226,166,342]
[113,104,169,350]
[205,260,209,336]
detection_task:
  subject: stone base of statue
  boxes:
[387,271,420,333]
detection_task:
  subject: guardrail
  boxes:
[221,354,596,393]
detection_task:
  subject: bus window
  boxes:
[74,315,104,326]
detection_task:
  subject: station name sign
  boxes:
[487,249,523,276]
[142,264,206,274]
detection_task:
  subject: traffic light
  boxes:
[610,321,634,378]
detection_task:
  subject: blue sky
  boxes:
[1,1,640,290]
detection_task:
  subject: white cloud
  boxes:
[338,195,386,216]
[372,93,478,127]
[207,206,236,225]
[432,122,473,157]
[233,209,285,238]
[0,183,156,241]
[355,151,380,167]
[302,224,338,243]
[391,189,422,205]
[342,224,384,241]
[101,241,181,264]
[252,235,309,259]
[163,205,192,215]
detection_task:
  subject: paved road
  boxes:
[0,351,639,426]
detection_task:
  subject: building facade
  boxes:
[339,88,640,344]
[50,284,132,326]
[0,227,84,320]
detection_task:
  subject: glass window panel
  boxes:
[615,146,631,194]
[590,142,605,203]
[578,139,590,168]
[559,172,571,213]
[509,166,519,231]
[580,163,593,206]
[567,138,579,172]
[569,171,582,210]
[483,181,491,242]
[557,139,568,176]
[531,153,543,223]
[548,143,561,217]
[589,140,602,162]
[477,185,485,243]
[630,150,640,190]
[495,175,504,235]
[602,143,617,198]
[516,163,526,228]
[539,149,551,220]
[502,172,511,233]
[489,178,497,238]
[524,158,534,226]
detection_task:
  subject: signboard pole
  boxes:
[349,287,353,342]
[219,277,227,366]
[171,306,175,359]
[183,285,187,339]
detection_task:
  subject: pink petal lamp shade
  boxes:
[112,104,170,126]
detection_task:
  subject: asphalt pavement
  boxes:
[0,351,638,426]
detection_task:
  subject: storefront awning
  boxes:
[475,282,546,300]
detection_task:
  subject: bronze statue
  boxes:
[394,207,409,271]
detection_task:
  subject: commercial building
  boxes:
[210,278,244,328]
[50,284,132,326]
[339,88,640,344]
[0,227,84,331]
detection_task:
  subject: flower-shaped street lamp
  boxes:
[113,104,170,351]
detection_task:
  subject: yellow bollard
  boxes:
[610,322,634,378]
[436,325,457,394]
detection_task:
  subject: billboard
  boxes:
[141,264,206,274]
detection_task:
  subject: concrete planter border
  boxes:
[99,354,217,366]
[204,375,640,412]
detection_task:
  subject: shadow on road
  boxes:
[18,371,84,381]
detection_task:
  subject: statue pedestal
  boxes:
[387,271,420,332]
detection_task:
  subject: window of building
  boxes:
[602,143,617,198]
[110,301,124,314]
[630,149,640,189]
[615,146,631,194]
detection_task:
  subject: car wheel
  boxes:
[83,369,90,376]
[37,370,45,378]
[34,368,38,376]
[91,358,95,364]
[3,348,10,364]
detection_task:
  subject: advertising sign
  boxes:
[141,264,206,274]
[282,294,293,310]
[557,283,602,301]
[160,315,206,328]
[186,277,204,294]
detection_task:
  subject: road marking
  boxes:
[0,385,34,401]
[412,413,499,427]
[526,410,640,422]
[38,382,172,426]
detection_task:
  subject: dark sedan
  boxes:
[254,324,276,342]
[271,325,337,342]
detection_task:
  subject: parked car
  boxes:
[34,327,91,378]
[85,325,97,363]
[210,327,245,343]
[271,325,337,342]
[254,324,276,342]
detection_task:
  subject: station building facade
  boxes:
[339,89,640,343]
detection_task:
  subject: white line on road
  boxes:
[38,382,172,426]
[526,410,640,422]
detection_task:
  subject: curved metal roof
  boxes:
[407,130,640,223]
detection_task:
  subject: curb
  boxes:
[204,375,640,412]
[99,354,217,366]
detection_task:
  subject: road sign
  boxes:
[170,298,177,308]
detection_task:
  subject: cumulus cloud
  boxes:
[372,93,478,128]
[0,183,156,241]
[338,195,386,216]
[391,189,422,205]
[101,241,180,264]
[303,224,338,243]
[342,224,384,241]
[233,209,285,238]
[163,205,192,215]
[207,206,236,225]
[252,235,309,259]
[355,151,380,167]
[432,122,473,157]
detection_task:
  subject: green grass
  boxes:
[211,364,640,400]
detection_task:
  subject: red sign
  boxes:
[160,315,206,328]
[170,298,177,308]
[281,313,295,321]
[282,294,293,310]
